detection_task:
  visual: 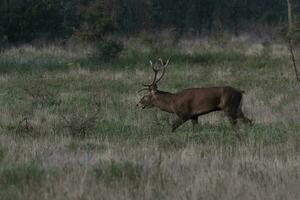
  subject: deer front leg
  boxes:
[237,109,253,125]
[171,117,188,132]
[224,107,238,127]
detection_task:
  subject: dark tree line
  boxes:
[0,0,299,43]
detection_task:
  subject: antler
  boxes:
[155,58,169,84]
[137,88,149,93]
[142,60,157,87]
[138,58,170,93]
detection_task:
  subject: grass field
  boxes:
[0,35,300,200]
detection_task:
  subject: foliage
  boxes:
[95,38,124,62]
[0,0,70,42]
[77,0,114,41]
[0,0,299,44]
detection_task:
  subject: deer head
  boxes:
[138,94,154,109]
[137,58,170,109]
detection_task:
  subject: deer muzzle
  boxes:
[136,102,146,109]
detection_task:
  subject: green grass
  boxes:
[93,160,142,185]
[66,140,107,152]
[0,145,5,163]
[0,37,299,199]
[0,163,45,188]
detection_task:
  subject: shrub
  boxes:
[60,111,98,137]
[95,38,123,62]
[77,0,114,41]
[22,81,61,107]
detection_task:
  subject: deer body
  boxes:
[137,59,252,132]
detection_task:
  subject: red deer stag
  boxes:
[137,58,252,132]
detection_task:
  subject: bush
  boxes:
[60,111,98,138]
[22,80,61,107]
[95,38,123,62]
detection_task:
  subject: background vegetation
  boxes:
[1,0,300,44]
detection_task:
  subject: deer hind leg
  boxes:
[171,117,188,132]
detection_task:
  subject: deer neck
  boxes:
[152,90,175,113]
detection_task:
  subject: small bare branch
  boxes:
[15,117,34,136]
[288,38,300,86]
[60,111,98,137]
[22,82,61,107]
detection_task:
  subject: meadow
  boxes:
[0,35,300,200]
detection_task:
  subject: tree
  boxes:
[77,0,114,41]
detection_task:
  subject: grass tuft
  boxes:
[94,160,142,185]
[0,162,45,189]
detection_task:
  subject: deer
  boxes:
[137,58,252,132]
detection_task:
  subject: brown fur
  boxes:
[138,86,252,132]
